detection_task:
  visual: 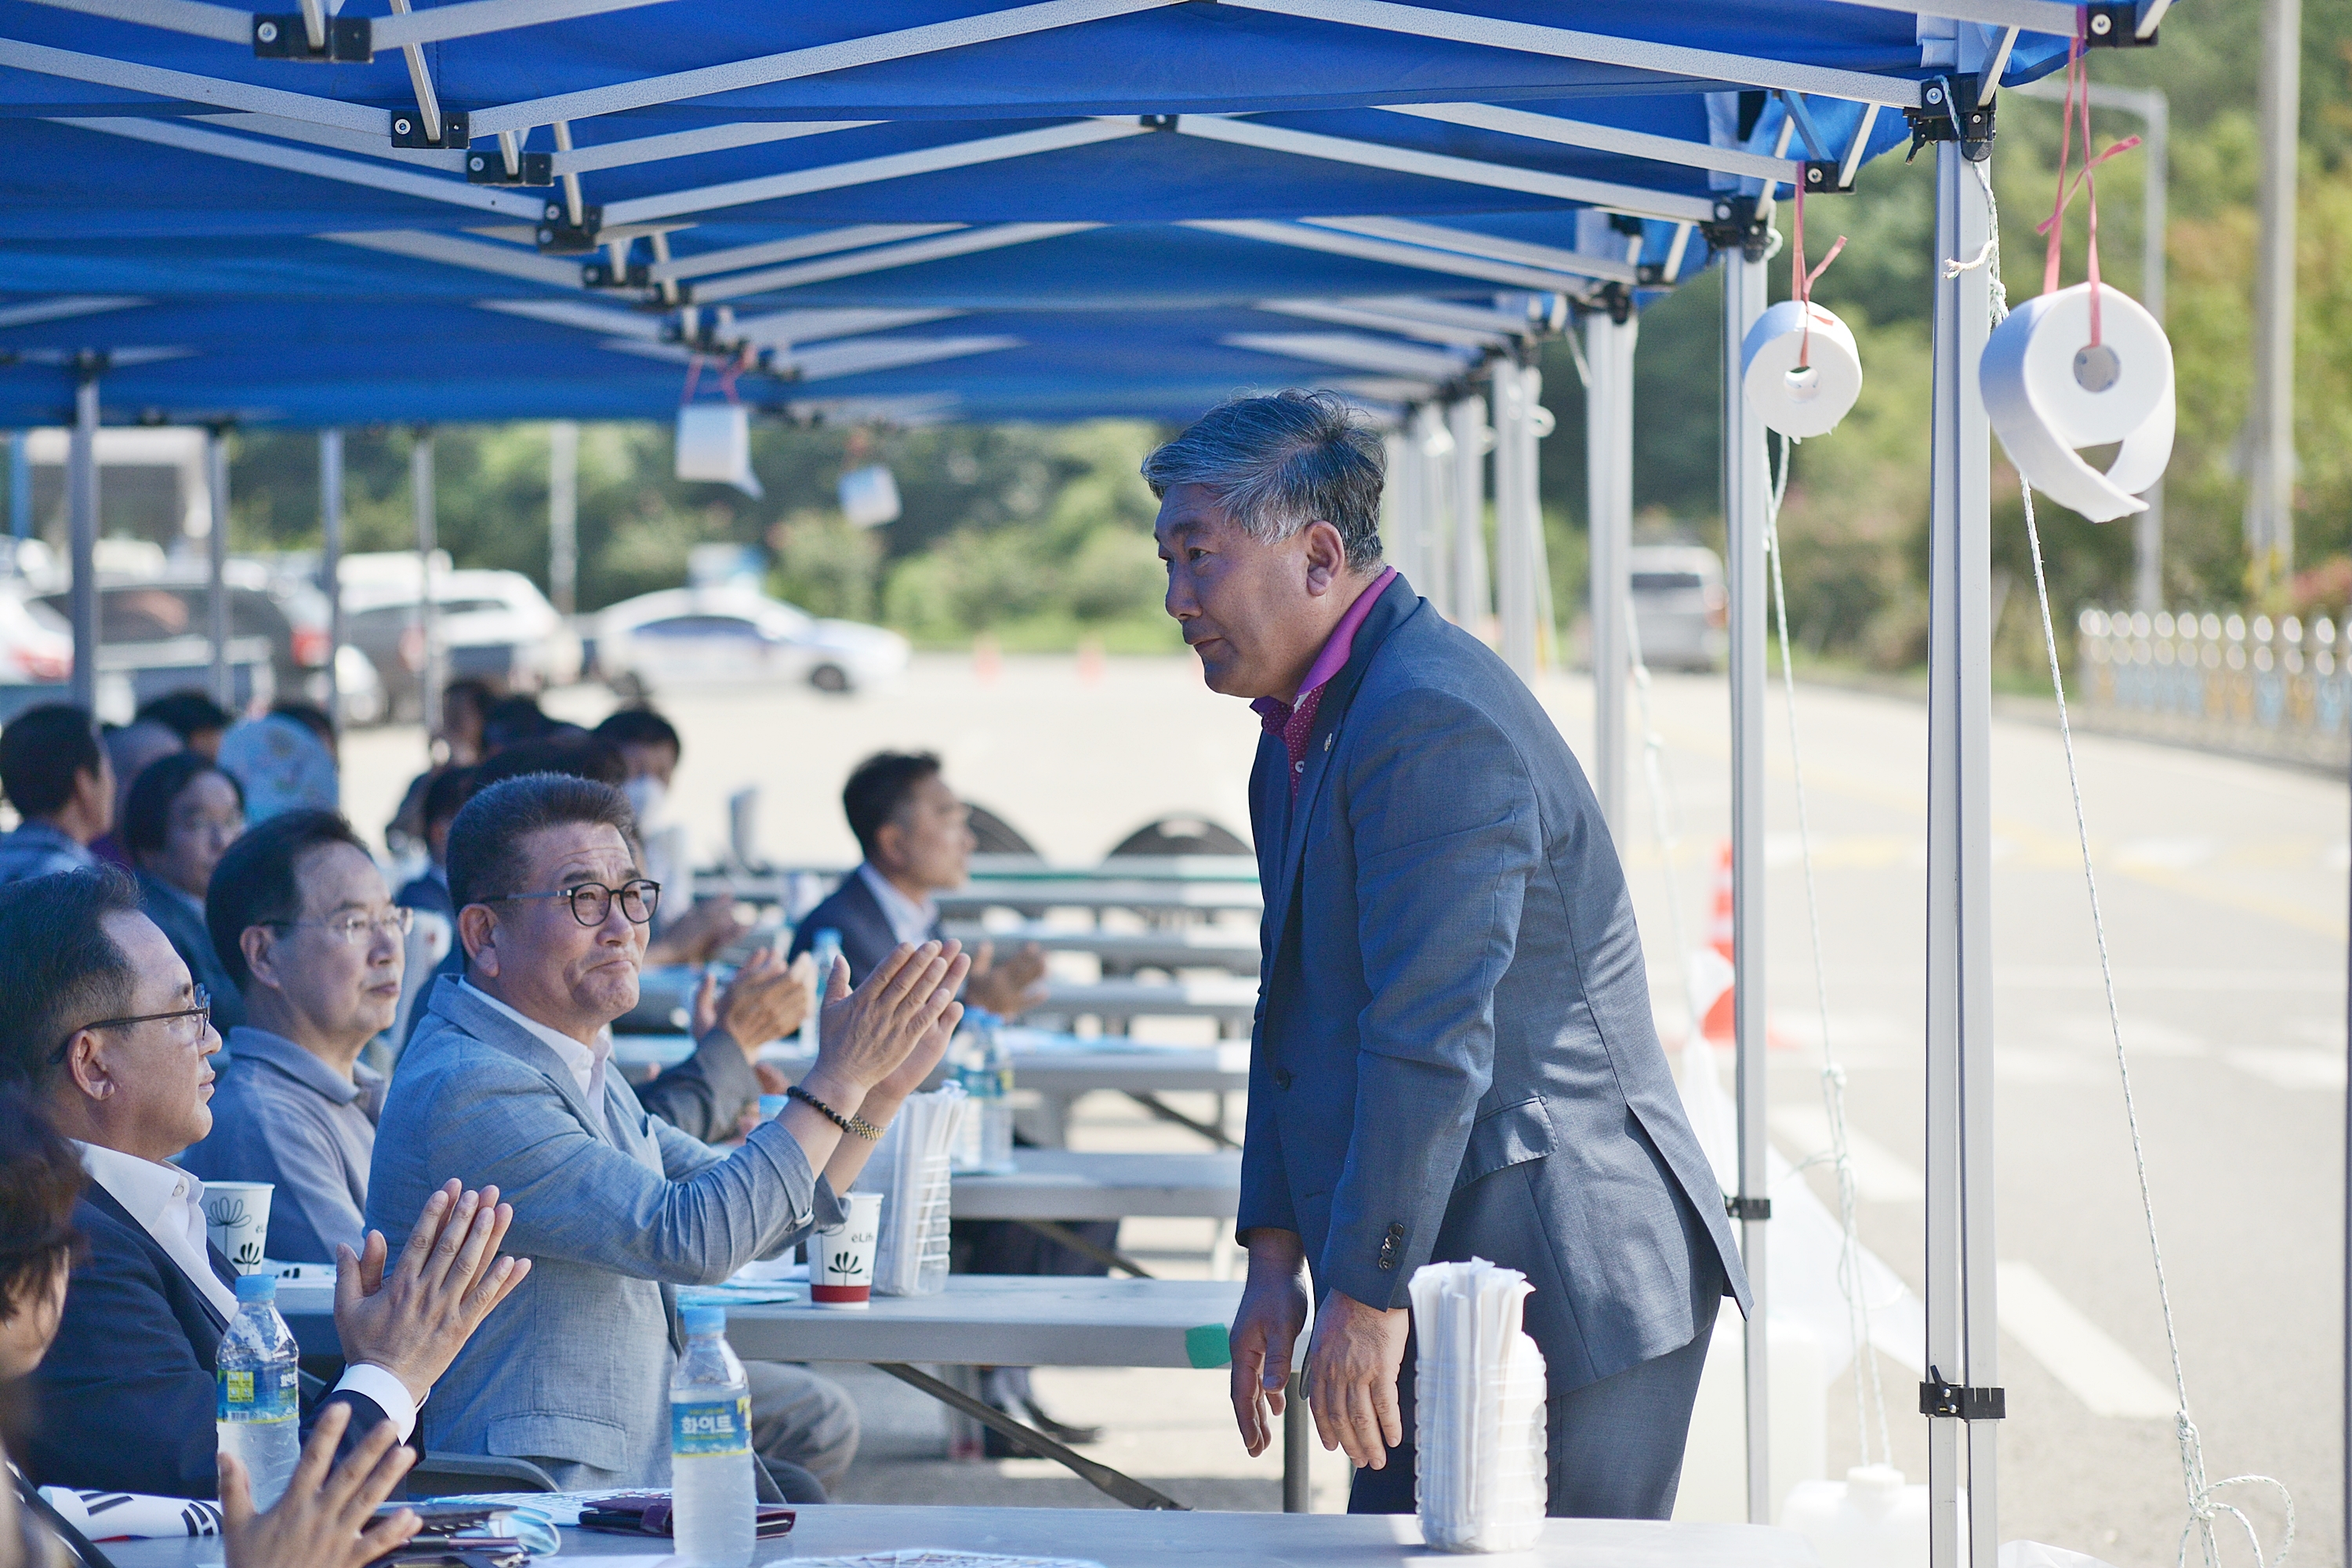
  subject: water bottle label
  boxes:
[672,1396,751,1457]
[219,1364,298,1421]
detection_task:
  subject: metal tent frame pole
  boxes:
[1493,361,1535,679]
[1418,399,1455,617]
[548,420,579,619]
[67,372,98,713]
[7,431,28,543]
[1720,240,1771,1526]
[1386,423,1421,591]
[1448,393,1490,633]
[205,426,230,708]
[1585,306,1635,842]
[320,428,344,729]
[411,429,441,744]
[1925,130,2000,1568]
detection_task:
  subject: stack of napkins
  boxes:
[1408,1258,1548,1552]
[866,1083,967,1297]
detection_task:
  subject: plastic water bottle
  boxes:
[670,1305,754,1567]
[951,1008,1014,1172]
[797,927,843,1058]
[216,1274,300,1511]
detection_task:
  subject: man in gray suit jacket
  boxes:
[1149,393,1748,1519]
[370,772,969,1497]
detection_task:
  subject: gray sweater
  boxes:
[183,1026,381,1264]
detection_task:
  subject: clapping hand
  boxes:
[220,1403,419,1568]
[804,940,969,1107]
[696,948,815,1054]
[334,1180,531,1405]
[964,938,1048,1018]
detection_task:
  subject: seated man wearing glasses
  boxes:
[183,811,412,1264]
[372,773,970,1501]
[0,866,528,1498]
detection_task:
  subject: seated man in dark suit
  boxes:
[0,866,530,1498]
[790,752,1099,1446]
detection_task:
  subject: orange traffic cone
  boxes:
[1697,840,1737,1043]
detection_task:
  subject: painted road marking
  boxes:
[2225,1049,2347,1092]
[1996,1260,2177,1420]
[1767,1105,1925,1203]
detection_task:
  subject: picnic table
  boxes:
[952,1149,1241,1277]
[942,920,1260,975]
[261,1275,1277,1511]
[1035,977,1258,1035]
[102,1501,1818,1564]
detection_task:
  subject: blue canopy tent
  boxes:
[0,0,2148,1556]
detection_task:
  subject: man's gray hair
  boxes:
[447,772,638,915]
[1142,390,1386,570]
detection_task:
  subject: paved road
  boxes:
[1577,669,2343,1566]
[343,655,2346,1560]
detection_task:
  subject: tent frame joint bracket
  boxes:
[535,201,603,253]
[1699,194,1770,264]
[392,107,468,150]
[1904,76,1993,162]
[1918,1368,2006,1421]
[252,13,369,61]
[1799,158,1855,195]
[468,148,552,186]
[1725,1194,1772,1221]
[2085,3,2158,45]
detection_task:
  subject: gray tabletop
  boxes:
[1038,977,1258,1025]
[746,1041,1252,1098]
[101,1501,1822,1566]
[267,1276,1240,1371]
[943,921,1260,975]
[938,881,1262,917]
[949,1150,1241,1221]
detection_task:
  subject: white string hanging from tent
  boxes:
[1948,77,2293,1568]
[1762,426,1895,1470]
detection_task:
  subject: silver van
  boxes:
[1627,545,1728,671]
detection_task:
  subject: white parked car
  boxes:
[596,586,909,697]
[1628,545,1729,672]
[342,566,583,717]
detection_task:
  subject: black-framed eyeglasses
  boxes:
[493,879,662,928]
[49,985,212,1065]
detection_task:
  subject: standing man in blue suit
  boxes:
[1149,392,1748,1519]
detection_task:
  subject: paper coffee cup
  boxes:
[811,1191,883,1308]
[201,1181,274,1275]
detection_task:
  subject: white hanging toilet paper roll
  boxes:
[1980,281,2174,524]
[1740,300,1863,439]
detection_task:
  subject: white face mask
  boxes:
[623,773,666,827]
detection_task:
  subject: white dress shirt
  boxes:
[858,863,940,948]
[75,1142,418,1439]
[462,980,612,1140]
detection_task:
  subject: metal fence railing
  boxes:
[2073,608,2352,771]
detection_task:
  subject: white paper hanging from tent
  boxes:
[1980,281,2173,524]
[1740,300,1863,439]
[675,404,763,498]
[840,463,902,527]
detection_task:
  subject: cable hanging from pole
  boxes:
[1951,71,2296,1568]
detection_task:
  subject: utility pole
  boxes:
[2244,0,2301,588]
[548,420,579,617]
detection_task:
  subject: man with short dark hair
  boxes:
[790,752,1045,1019]
[373,772,970,1497]
[183,811,409,1264]
[593,707,680,789]
[2,866,526,1498]
[1152,391,1747,1520]
[136,691,234,761]
[0,704,112,886]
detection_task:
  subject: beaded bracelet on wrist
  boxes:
[787,1083,881,1142]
